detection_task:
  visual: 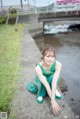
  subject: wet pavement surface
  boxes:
[34,31,80,117]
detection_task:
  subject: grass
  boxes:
[0,24,24,112]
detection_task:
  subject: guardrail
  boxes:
[38,10,80,21]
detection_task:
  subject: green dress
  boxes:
[26,59,59,99]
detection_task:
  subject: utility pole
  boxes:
[0,0,3,11]
[34,0,37,13]
[28,0,29,10]
[47,2,49,13]
[20,0,23,9]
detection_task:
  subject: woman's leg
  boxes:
[34,76,48,103]
[47,75,61,89]
[47,75,53,88]
[34,76,47,98]
[26,81,38,93]
[47,75,62,99]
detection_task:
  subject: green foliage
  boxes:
[0,24,24,112]
[0,16,7,24]
[0,8,17,25]
[10,8,17,14]
[9,8,17,18]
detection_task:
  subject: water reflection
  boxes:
[34,35,63,52]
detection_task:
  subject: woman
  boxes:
[27,44,62,115]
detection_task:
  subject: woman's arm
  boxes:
[51,61,62,115]
[35,65,52,98]
[51,61,62,100]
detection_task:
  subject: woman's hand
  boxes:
[51,100,61,115]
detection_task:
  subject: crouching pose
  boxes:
[27,44,62,115]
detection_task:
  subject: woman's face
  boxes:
[43,51,55,66]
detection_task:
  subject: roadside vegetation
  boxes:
[0,24,24,112]
[0,8,17,24]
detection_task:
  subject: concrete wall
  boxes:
[18,14,39,23]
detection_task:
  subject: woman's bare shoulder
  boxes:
[56,60,61,65]
[35,62,42,73]
[56,60,62,69]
